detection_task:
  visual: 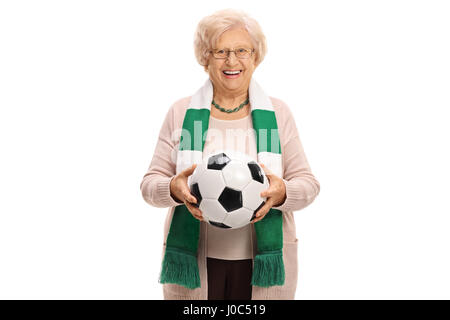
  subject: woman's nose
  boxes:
[225,51,238,64]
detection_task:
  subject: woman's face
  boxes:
[207,27,257,95]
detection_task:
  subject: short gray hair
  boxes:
[193,8,267,70]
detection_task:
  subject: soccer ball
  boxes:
[188,152,269,229]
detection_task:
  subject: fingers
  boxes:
[183,190,197,205]
[259,163,273,184]
[251,200,273,224]
[259,163,272,176]
[251,213,265,224]
[185,200,204,221]
[180,185,202,221]
[260,188,271,198]
[182,164,197,177]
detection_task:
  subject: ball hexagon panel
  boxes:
[223,207,254,229]
[207,153,231,170]
[196,168,226,200]
[218,187,242,212]
[199,199,228,225]
[221,160,253,191]
[242,175,269,211]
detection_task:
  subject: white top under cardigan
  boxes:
[203,114,257,260]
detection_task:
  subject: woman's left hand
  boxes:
[251,163,287,224]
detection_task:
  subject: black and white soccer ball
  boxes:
[188,152,269,229]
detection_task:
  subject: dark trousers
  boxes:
[207,257,253,300]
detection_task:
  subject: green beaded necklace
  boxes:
[211,98,249,113]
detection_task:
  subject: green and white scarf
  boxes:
[160,77,285,289]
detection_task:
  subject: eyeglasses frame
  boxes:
[208,48,255,59]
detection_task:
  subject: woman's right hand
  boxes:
[169,164,204,221]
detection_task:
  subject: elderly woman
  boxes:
[140,8,320,300]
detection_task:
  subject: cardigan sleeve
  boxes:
[140,101,184,208]
[271,98,321,213]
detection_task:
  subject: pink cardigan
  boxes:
[140,95,320,299]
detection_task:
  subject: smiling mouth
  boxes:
[222,70,242,78]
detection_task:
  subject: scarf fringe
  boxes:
[159,247,200,289]
[251,250,285,287]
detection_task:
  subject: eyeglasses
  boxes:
[209,48,255,59]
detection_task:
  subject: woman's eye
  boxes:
[238,48,246,53]
[217,50,225,54]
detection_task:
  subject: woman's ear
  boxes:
[254,53,260,68]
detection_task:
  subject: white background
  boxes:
[0,0,449,299]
